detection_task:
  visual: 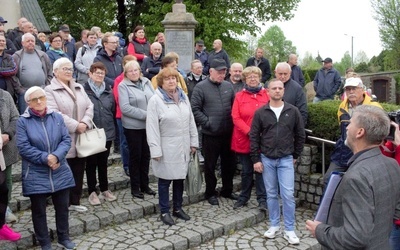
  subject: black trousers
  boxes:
[86,141,112,194]
[0,170,8,227]
[67,157,86,205]
[202,133,236,198]
[124,128,150,193]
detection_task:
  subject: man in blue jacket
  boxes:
[313,57,341,103]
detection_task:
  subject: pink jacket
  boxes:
[231,88,269,153]
[45,78,94,158]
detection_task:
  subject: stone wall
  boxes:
[295,144,324,210]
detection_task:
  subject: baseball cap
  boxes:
[59,24,70,32]
[322,57,333,63]
[210,59,227,70]
[195,40,204,46]
[344,77,363,88]
[0,17,7,24]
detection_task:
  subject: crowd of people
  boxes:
[0,15,399,250]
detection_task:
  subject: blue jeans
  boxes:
[158,178,184,214]
[390,223,400,250]
[237,153,266,204]
[17,92,27,114]
[261,154,295,231]
[117,119,129,171]
[29,188,70,247]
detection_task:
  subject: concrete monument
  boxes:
[162,0,198,73]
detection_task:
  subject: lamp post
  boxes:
[344,34,354,68]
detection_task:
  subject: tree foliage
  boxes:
[371,0,400,69]
[257,25,296,70]
[38,0,301,59]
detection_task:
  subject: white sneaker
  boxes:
[6,206,17,223]
[99,190,117,202]
[68,205,88,212]
[284,230,300,245]
[263,226,280,239]
[88,192,101,206]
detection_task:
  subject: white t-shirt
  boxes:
[270,104,284,121]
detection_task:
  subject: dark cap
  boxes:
[322,57,333,63]
[59,24,70,32]
[195,40,204,46]
[0,17,7,24]
[210,59,227,70]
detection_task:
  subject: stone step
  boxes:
[0,175,243,250]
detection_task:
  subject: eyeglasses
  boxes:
[93,71,105,76]
[61,67,73,72]
[28,96,46,103]
[345,87,361,92]
[246,75,259,79]
[52,40,62,43]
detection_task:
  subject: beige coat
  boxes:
[45,78,94,158]
[146,88,198,180]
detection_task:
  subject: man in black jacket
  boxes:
[191,59,238,206]
[250,78,305,245]
[246,48,271,84]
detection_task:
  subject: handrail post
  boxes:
[322,142,325,175]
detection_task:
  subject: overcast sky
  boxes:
[261,0,382,63]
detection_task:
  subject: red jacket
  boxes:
[380,141,400,226]
[113,73,124,119]
[231,88,269,153]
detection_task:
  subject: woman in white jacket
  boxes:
[146,68,198,226]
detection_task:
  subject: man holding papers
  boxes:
[306,105,400,249]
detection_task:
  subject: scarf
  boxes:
[159,87,182,104]
[244,83,262,94]
[135,37,147,44]
[88,78,105,98]
[49,47,65,55]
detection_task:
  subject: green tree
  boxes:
[371,0,400,69]
[354,50,369,66]
[301,51,321,70]
[38,0,301,59]
[257,25,297,70]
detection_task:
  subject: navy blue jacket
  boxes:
[313,67,342,100]
[246,57,271,83]
[94,49,123,87]
[17,109,75,196]
[195,50,209,75]
[290,65,305,87]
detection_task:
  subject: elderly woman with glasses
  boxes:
[45,57,94,213]
[146,68,198,226]
[46,33,70,65]
[231,66,269,210]
[17,86,76,250]
[83,62,117,206]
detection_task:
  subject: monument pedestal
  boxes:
[162,3,198,73]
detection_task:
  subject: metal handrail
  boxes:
[305,129,336,175]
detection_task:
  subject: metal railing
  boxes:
[305,129,336,175]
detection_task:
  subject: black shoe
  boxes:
[124,169,130,177]
[142,187,156,196]
[132,190,144,199]
[233,200,246,210]
[173,209,190,221]
[258,201,267,211]
[113,144,120,154]
[208,196,219,206]
[222,193,239,200]
[160,213,175,226]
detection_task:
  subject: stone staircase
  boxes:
[0,153,319,250]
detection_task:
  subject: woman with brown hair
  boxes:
[126,26,151,65]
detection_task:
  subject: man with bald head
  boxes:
[13,21,46,51]
[141,42,163,79]
[274,62,308,126]
[287,54,305,87]
[227,62,244,93]
[208,39,230,71]
[12,33,52,113]
[6,17,28,43]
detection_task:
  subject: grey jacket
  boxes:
[0,89,19,166]
[315,147,400,249]
[118,77,154,130]
[74,44,102,84]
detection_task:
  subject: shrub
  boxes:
[307,100,341,141]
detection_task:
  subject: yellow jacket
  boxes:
[337,94,382,123]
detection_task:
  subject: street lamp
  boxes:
[344,34,354,68]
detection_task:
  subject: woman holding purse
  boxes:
[83,62,117,205]
[146,68,198,226]
[45,58,94,213]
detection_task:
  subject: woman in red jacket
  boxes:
[381,121,400,250]
[126,26,151,65]
[231,66,270,210]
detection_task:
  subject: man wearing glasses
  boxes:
[93,34,122,88]
[12,33,52,114]
[323,77,382,187]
